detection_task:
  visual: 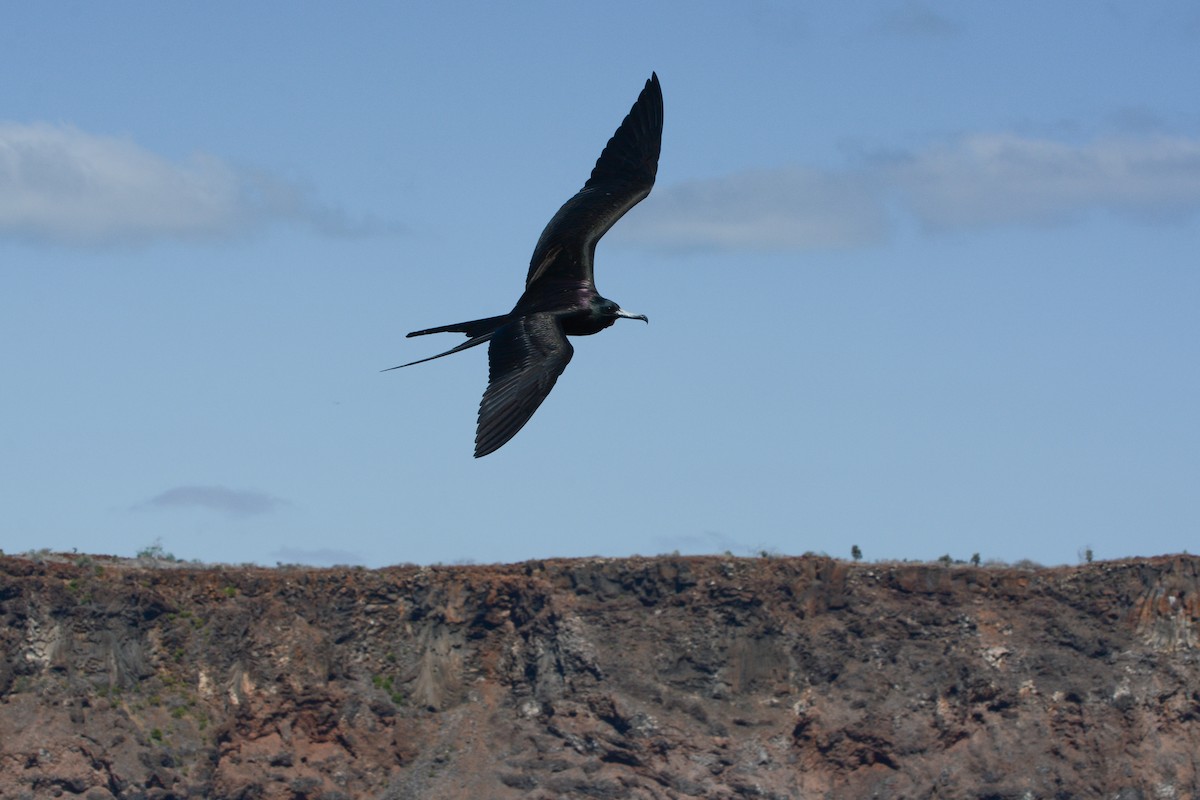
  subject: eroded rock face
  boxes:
[0,554,1197,799]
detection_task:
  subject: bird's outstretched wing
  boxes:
[475,314,574,458]
[525,73,663,289]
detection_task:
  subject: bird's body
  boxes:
[388,73,663,457]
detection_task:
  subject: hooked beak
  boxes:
[616,308,649,324]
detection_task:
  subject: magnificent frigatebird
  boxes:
[387,73,663,458]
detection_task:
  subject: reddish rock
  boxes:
[1,553,1198,798]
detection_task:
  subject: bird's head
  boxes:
[598,298,649,326]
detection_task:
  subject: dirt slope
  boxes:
[1,553,1197,799]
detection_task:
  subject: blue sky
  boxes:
[3,2,1198,567]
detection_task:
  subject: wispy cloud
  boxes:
[652,530,758,556]
[0,122,391,246]
[621,132,1200,253]
[269,546,364,566]
[139,485,288,517]
[874,1,960,38]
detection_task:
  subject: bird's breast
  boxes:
[513,281,611,335]
[560,312,615,337]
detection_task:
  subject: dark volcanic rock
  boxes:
[1,553,1198,798]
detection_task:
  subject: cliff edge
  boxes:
[1,553,1197,799]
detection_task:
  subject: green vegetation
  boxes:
[23,547,52,563]
[137,539,177,562]
[372,673,405,706]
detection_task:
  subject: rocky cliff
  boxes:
[1,553,1197,799]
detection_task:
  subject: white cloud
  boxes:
[621,133,1200,252]
[889,134,1200,231]
[139,485,288,517]
[618,167,890,252]
[0,122,381,246]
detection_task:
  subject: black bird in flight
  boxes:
[387,73,663,458]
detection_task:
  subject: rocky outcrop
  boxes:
[1,553,1197,799]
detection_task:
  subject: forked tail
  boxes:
[382,330,496,371]
[406,313,509,339]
